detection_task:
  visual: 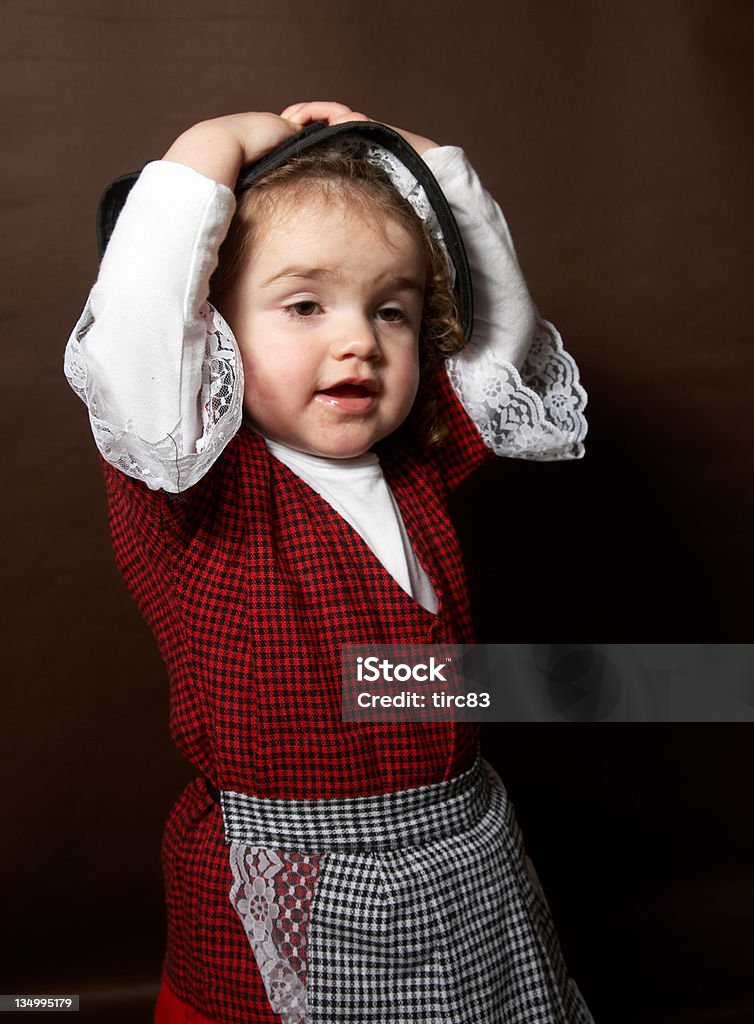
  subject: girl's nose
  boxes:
[331,314,382,361]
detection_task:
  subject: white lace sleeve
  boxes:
[446,318,587,460]
[423,146,588,460]
[65,299,243,491]
[63,160,241,492]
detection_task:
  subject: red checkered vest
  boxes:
[102,369,493,1021]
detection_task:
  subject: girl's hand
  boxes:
[163,112,302,188]
[280,101,440,156]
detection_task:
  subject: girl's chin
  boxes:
[262,431,377,460]
[305,441,375,460]
[289,425,387,460]
[243,412,398,459]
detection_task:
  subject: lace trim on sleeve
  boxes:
[64,302,243,492]
[446,319,587,461]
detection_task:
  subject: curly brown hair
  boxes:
[211,140,468,449]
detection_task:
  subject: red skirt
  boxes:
[155,982,221,1024]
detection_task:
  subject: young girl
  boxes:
[65,101,590,1024]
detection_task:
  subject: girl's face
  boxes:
[219,192,425,459]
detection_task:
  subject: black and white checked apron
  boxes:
[219,757,594,1024]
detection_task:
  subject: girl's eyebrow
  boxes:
[381,275,425,295]
[262,266,425,293]
[261,266,336,286]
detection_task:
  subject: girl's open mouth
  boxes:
[315,382,376,413]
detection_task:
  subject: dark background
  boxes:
[1,1,752,1021]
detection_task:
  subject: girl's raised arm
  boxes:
[64,113,301,492]
[425,145,588,461]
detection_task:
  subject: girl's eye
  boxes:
[286,301,320,318]
[377,307,406,323]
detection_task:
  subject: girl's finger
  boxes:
[279,102,307,118]
[281,101,356,125]
[329,111,371,125]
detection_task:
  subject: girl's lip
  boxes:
[314,381,378,414]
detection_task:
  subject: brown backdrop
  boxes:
[2,1,752,1021]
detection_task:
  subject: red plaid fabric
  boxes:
[104,367,494,1024]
